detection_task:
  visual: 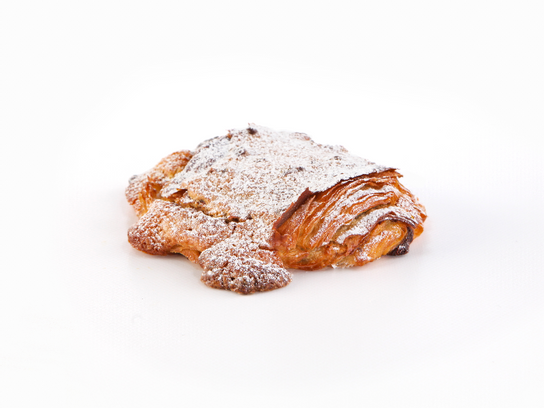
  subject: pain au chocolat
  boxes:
[126,124,426,294]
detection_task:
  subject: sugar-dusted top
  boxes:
[161,124,392,220]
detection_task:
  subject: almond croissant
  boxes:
[126,124,426,294]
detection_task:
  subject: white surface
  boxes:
[1,1,544,407]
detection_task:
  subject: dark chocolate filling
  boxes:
[387,226,414,256]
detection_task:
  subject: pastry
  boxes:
[126,124,426,294]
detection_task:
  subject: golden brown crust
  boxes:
[198,240,291,294]
[126,125,426,294]
[128,200,233,256]
[126,151,192,216]
[272,172,426,270]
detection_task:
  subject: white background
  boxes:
[1,1,543,407]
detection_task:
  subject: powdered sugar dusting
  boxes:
[162,124,391,221]
[335,206,416,244]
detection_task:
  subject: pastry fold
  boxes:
[272,170,426,269]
